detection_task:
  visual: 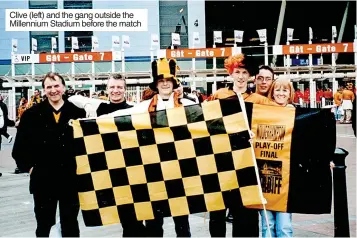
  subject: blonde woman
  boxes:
[267,78,295,108]
[261,78,294,237]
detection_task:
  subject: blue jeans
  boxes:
[335,106,341,120]
[260,210,293,237]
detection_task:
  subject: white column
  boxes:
[150,47,154,63]
[51,50,55,72]
[11,87,16,121]
[191,40,196,90]
[121,47,125,74]
[264,42,269,65]
[91,48,95,76]
[71,49,75,76]
[136,86,140,104]
[212,44,217,93]
[71,49,75,90]
[331,38,337,94]
[286,42,291,68]
[308,40,313,68]
[111,48,115,73]
[31,50,35,78]
[11,52,15,78]
[286,42,291,79]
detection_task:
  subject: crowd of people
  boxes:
[6,53,356,237]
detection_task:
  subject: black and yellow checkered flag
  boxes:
[72,99,264,227]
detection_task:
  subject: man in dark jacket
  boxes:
[68,73,146,237]
[0,95,14,143]
[12,72,86,237]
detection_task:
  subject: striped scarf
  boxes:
[148,93,182,112]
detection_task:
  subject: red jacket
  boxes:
[323,90,333,99]
[294,91,304,103]
[304,89,310,102]
[316,90,324,102]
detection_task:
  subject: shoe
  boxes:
[14,167,25,174]
[226,214,233,223]
[8,136,13,143]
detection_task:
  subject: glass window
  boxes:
[64,32,93,52]
[29,0,58,52]
[64,0,92,9]
[30,32,59,53]
[29,0,57,9]
[159,0,188,49]
[64,0,93,52]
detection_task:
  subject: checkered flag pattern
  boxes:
[72,99,263,227]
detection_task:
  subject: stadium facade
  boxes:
[0,0,207,75]
[0,1,356,74]
[0,0,355,119]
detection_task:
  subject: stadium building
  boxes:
[0,0,356,118]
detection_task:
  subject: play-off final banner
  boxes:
[247,103,335,214]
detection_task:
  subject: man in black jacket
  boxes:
[0,95,14,143]
[12,72,86,237]
[68,73,147,237]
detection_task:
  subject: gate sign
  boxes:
[39,51,114,63]
[11,54,39,64]
[166,47,233,59]
[274,42,355,55]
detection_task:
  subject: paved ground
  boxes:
[0,124,355,237]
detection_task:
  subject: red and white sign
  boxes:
[39,51,114,63]
[274,42,355,55]
[166,47,233,58]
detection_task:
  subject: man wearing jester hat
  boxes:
[105,58,196,237]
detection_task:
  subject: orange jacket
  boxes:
[341,89,355,101]
[334,92,342,106]
[208,88,278,106]
[28,96,42,108]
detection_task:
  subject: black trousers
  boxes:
[145,215,191,237]
[121,220,146,237]
[0,127,9,139]
[209,207,259,237]
[33,191,80,237]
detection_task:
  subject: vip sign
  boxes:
[12,54,39,64]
